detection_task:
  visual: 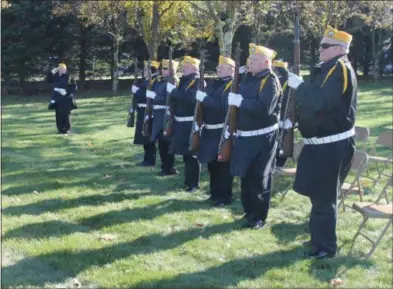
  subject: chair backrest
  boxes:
[293,141,304,160]
[376,176,393,204]
[350,150,369,177]
[355,126,370,150]
[371,131,393,155]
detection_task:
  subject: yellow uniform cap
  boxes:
[272,60,288,69]
[249,43,277,60]
[58,63,67,69]
[144,60,160,69]
[161,59,179,71]
[182,56,200,68]
[218,55,235,67]
[323,25,352,45]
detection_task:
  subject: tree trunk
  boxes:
[309,36,318,75]
[79,24,87,91]
[150,2,159,60]
[18,61,26,96]
[112,39,119,95]
[110,40,114,81]
[363,31,371,77]
[372,29,382,82]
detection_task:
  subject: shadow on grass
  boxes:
[3,219,246,287]
[270,221,309,245]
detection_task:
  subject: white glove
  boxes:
[51,67,58,74]
[146,90,156,99]
[54,88,67,95]
[228,92,243,107]
[283,119,293,129]
[167,83,176,93]
[288,72,304,89]
[131,85,139,94]
[239,66,247,74]
[50,100,55,104]
[196,90,207,102]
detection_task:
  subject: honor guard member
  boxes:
[47,63,77,135]
[131,60,160,166]
[196,56,235,207]
[288,26,357,259]
[167,56,201,192]
[146,59,180,176]
[272,60,290,167]
[228,43,282,229]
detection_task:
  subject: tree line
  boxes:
[1,0,392,95]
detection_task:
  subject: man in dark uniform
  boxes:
[131,60,160,167]
[288,26,357,259]
[272,60,290,167]
[228,43,282,229]
[196,55,235,207]
[167,56,201,192]
[47,63,77,135]
[146,59,180,176]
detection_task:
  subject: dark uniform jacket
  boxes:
[47,72,77,111]
[230,69,282,177]
[150,76,179,142]
[293,55,357,201]
[198,76,233,163]
[133,73,159,145]
[169,73,200,155]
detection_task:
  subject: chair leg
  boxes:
[366,218,393,259]
[349,216,368,256]
[281,188,290,201]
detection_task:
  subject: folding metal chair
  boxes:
[274,141,304,200]
[338,150,369,211]
[349,176,393,259]
[355,126,370,152]
[364,131,393,188]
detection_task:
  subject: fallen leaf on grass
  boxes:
[103,174,111,178]
[329,278,343,288]
[87,140,93,147]
[73,278,81,288]
[33,190,40,194]
[196,223,204,227]
[99,234,117,241]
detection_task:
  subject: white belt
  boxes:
[153,105,167,110]
[237,123,279,137]
[137,104,147,108]
[174,115,193,122]
[303,127,355,145]
[204,123,224,130]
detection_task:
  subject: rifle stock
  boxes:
[163,47,174,137]
[127,57,139,127]
[189,50,205,151]
[142,59,153,137]
[279,12,300,158]
[217,42,241,162]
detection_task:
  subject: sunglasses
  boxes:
[319,43,342,49]
[162,67,169,70]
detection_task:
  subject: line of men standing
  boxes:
[128,25,357,259]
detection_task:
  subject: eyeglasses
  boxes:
[319,43,342,49]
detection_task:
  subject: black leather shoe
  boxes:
[185,186,199,193]
[213,201,231,208]
[304,250,336,259]
[251,219,266,229]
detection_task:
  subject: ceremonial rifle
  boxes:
[127,57,139,127]
[217,42,241,162]
[189,50,205,151]
[279,11,300,158]
[142,59,153,137]
[163,46,174,137]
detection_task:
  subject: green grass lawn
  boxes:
[2,80,392,288]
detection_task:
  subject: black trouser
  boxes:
[183,155,200,188]
[55,108,71,133]
[309,196,337,253]
[208,160,233,202]
[143,142,156,165]
[158,139,175,172]
[240,161,272,222]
